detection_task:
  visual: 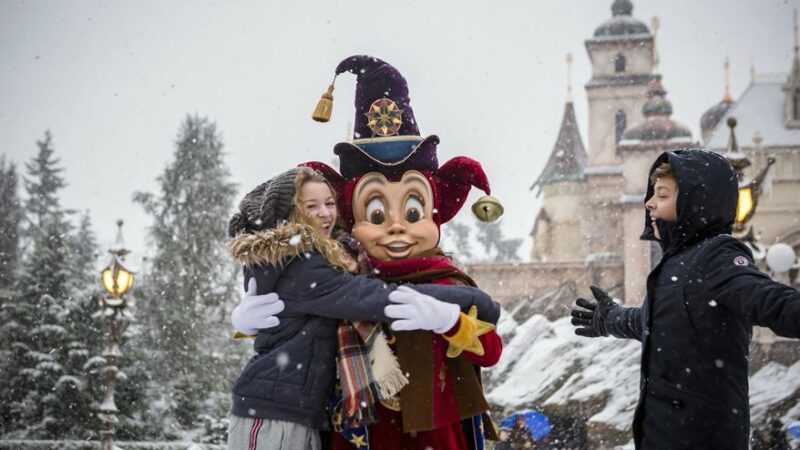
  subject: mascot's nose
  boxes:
[386,221,405,235]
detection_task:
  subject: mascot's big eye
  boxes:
[404,196,424,223]
[366,197,386,225]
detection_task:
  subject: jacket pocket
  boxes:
[645,377,743,448]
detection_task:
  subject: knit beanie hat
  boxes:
[228,168,301,237]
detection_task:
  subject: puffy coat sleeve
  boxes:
[255,254,500,324]
[606,306,645,341]
[703,237,800,338]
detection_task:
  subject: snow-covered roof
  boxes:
[706,76,800,149]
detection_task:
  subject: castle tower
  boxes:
[530,54,588,262]
[581,0,658,288]
[585,0,656,166]
[783,10,800,129]
[617,77,693,303]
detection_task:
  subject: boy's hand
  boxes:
[231,278,285,335]
[571,286,617,337]
[385,285,460,333]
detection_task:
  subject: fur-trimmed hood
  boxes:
[227,222,324,267]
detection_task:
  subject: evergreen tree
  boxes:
[475,221,523,262]
[0,156,23,290]
[443,220,474,261]
[2,131,75,437]
[132,115,240,438]
[54,212,105,437]
[22,131,68,238]
[0,155,24,435]
[0,133,106,438]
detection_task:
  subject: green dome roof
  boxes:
[622,78,692,142]
[593,0,650,38]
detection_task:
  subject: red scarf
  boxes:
[369,254,475,287]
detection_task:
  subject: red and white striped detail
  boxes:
[249,417,263,450]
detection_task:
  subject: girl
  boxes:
[225,167,498,450]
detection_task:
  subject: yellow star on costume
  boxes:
[443,305,495,358]
[349,433,368,448]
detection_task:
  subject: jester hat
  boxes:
[305,55,502,230]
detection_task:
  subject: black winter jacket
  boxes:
[226,224,501,431]
[606,149,800,450]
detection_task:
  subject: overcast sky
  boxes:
[2,0,798,265]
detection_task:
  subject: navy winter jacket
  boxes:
[606,150,800,450]
[226,224,501,431]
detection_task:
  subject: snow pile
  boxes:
[487,307,800,433]
[749,359,800,425]
[486,311,640,431]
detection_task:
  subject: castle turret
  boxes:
[531,54,588,262]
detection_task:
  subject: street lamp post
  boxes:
[722,117,776,245]
[98,220,135,450]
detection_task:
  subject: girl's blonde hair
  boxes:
[288,167,353,272]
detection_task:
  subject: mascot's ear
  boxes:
[298,161,346,196]
[434,157,491,224]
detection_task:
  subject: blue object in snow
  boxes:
[788,421,800,439]
[499,410,551,441]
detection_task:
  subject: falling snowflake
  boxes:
[276,352,289,368]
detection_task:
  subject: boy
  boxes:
[571,149,800,450]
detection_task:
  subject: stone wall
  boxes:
[466,260,625,319]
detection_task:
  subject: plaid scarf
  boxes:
[333,232,408,428]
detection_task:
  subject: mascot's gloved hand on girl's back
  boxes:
[231,278,285,336]
[385,285,460,333]
[232,279,462,335]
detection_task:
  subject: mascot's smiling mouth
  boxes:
[381,241,415,255]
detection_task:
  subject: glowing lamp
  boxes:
[735,187,754,225]
[101,260,134,298]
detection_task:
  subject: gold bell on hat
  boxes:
[312,84,335,122]
[471,195,504,223]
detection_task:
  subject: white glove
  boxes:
[385,285,460,334]
[231,278,285,335]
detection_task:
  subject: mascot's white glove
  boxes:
[385,285,460,334]
[231,278,285,335]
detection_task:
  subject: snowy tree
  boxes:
[475,220,523,263]
[0,133,107,439]
[22,131,69,241]
[0,155,23,290]
[0,131,75,437]
[443,220,473,261]
[132,115,241,439]
[0,158,24,436]
[54,212,105,437]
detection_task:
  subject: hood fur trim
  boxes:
[227,222,323,266]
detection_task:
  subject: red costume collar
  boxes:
[369,253,475,287]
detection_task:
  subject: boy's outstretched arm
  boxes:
[571,286,644,340]
[704,237,800,338]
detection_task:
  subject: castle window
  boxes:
[794,88,800,120]
[615,109,627,143]
[614,53,626,73]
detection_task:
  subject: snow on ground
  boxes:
[487,311,641,431]
[487,308,800,433]
[749,359,800,424]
